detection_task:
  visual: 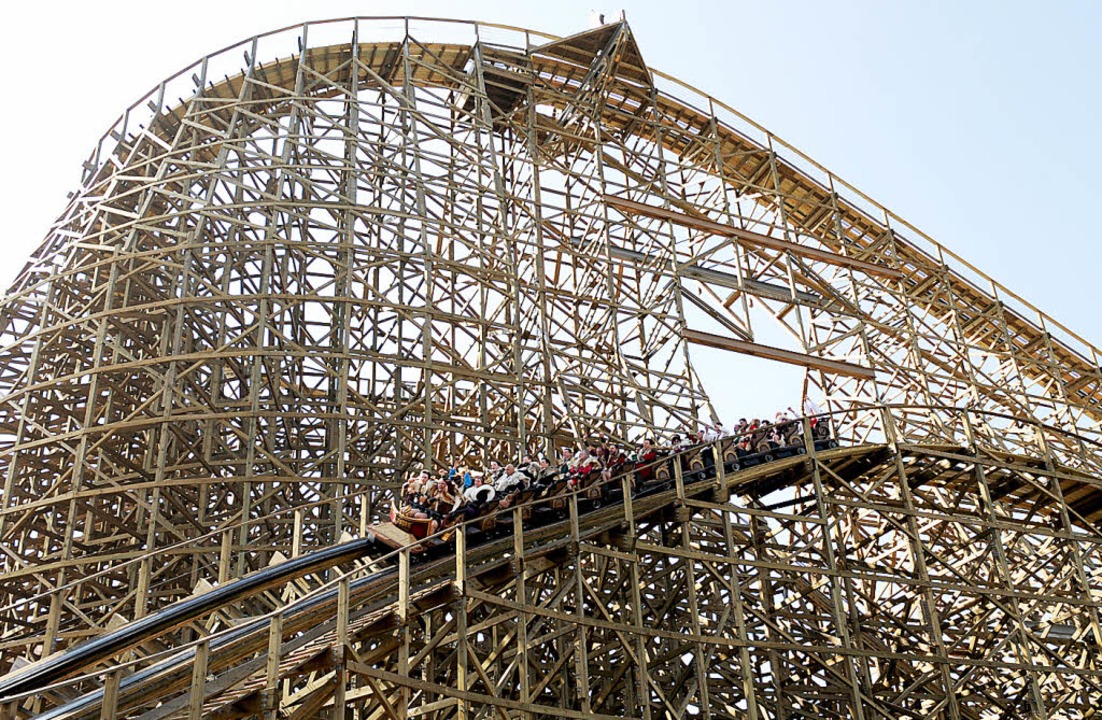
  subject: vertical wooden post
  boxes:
[292,509,304,559]
[963,412,1048,719]
[455,522,469,720]
[135,557,151,619]
[263,614,283,720]
[100,668,121,720]
[513,505,531,717]
[673,453,686,502]
[568,491,591,712]
[398,546,410,719]
[802,415,869,720]
[885,423,961,719]
[42,585,62,660]
[188,638,209,720]
[720,509,760,720]
[334,577,349,719]
[713,439,728,501]
[677,457,712,719]
[621,473,635,538]
[218,529,233,585]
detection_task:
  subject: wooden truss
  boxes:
[7,428,1102,719]
[0,16,1100,719]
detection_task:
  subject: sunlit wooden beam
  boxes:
[604,194,904,280]
[683,328,876,380]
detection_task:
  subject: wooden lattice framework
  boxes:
[2,16,1102,719]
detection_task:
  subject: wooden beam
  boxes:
[683,328,876,380]
[603,194,904,280]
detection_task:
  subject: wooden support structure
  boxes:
[683,328,877,380]
[602,194,904,280]
[0,15,1101,720]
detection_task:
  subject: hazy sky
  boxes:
[1,0,1098,421]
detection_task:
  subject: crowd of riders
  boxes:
[394,404,832,534]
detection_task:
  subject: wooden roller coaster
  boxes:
[2,15,1102,720]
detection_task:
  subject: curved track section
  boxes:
[0,537,383,698]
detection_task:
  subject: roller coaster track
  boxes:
[0,537,385,699]
[6,403,1102,717]
[2,437,879,719]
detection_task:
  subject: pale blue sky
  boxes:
[1,0,1098,421]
